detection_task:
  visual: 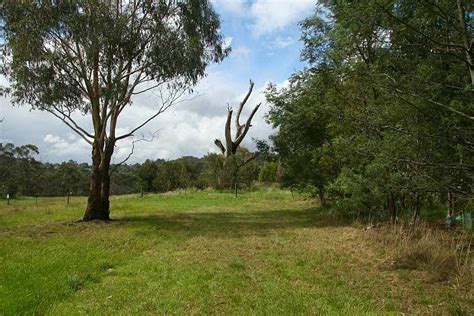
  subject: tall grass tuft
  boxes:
[369,224,472,285]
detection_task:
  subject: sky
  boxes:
[0,0,316,164]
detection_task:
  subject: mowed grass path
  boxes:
[0,190,471,314]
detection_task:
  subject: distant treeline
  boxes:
[0,143,282,198]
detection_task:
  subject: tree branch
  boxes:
[224,109,233,156]
[235,79,254,138]
[214,139,226,155]
[115,85,187,141]
[52,105,95,138]
[45,108,94,145]
[110,131,159,174]
[395,89,474,121]
[238,152,258,168]
[234,102,262,147]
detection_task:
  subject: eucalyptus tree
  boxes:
[0,0,228,220]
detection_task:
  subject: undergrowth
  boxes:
[368,224,472,306]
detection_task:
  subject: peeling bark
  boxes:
[83,139,115,221]
[84,141,109,221]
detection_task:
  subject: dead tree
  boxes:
[214,80,261,196]
[214,80,261,158]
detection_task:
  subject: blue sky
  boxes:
[210,0,313,90]
[0,0,316,163]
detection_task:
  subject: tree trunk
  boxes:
[318,187,325,206]
[447,192,455,227]
[411,194,421,226]
[448,192,454,217]
[234,169,239,198]
[83,141,112,221]
[100,139,114,216]
[388,193,397,225]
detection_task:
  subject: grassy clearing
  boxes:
[0,189,472,314]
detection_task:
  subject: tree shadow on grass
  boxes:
[114,208,352,239]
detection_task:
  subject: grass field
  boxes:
[0,189,472,315]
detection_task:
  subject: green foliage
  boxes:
[201,148,260,191]
[258,161,279,184]
[137,157,206,193]
[265,71,339,202]
[138,159,160,192]
[266,0,474,219]
[0,143,40,197]
[0,0,229,111]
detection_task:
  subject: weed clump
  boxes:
[67,274,84,292]
[392,237,459,282]
[67,273,98,292]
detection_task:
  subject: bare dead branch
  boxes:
[214,139,226,155]
[224,109,233,157]
[110,130,159,174]
[235,102,261,148]
[115,85,189,141]
[215,79,261,158]
[235,79,254,138]
[238,152,258,168]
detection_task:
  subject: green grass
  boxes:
[0,189,472,315]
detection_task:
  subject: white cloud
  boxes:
[250,0,315,35]
[211,0,245,15]
[223,36,233,50]
[0,73,288,163]
[107,75,289,163]
[231,46,251,59]
[271,36,296,49]
[44,134,62,144]
[212,0,315,36]
[42,133,90,159]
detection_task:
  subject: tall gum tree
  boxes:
[0,0,228,220]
